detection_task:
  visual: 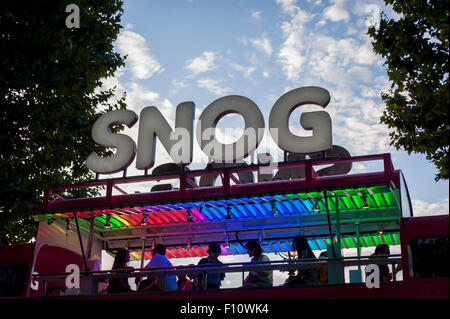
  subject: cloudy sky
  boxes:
[96,0,448,287]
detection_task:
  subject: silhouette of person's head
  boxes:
[152,244,166,256]
[292,235,316,259]
[207,242,221,258]
[374,243,390,256]
[245,240,262,258]
[113,248,129,269]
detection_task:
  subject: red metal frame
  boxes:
[37,153,399,214]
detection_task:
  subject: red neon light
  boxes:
[73,211,94,218]
[165,210,183,223]
[128,208,154,225]
[172,210,187,222]
[179,249,190,258]
[194,247,207,257]
[153,212,172,224]
[116,209,142,225]
[165,250,175,258]
[170,249,183,258]
[146,213,164,225]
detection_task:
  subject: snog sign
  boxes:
[85,86,345,174]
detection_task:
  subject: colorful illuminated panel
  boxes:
[34,186,401,232]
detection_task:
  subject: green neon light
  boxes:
[385,234,393,245]
[96,216,122,229]
[345,237,353,248]
[337,233,400,249]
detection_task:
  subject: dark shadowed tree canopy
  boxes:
[0,0,126,243]
[368,0,449,181]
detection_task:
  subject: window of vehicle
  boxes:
[408,237,449,278]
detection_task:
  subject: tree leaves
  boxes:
[368,0,449,181]
[0,0,126,243]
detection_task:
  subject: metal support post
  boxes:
[355,221,361,272]
[73,213,89,271]
[324,191,336,258]
[86,218,95,259]
[140,238,146,269]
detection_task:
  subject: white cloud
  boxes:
[333,117,391,155]
[251,10,262,21]
[282,32,391,155]
[323,0,350,22]
[315,20,326,28]
[197,78,232,96]
[172,79,188,89]
[231,63,257,78]
[302,35,379,86]
[412,198,449,217]
[277,8,312,81]
[250,35,273,56]
[263,71,269,78]
[117,30,164,79]
[276,0,298,16]
[352,40,379,65]
[125,82,175,120]
[185,51,218,75]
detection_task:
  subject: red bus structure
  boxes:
[0,153,448,299]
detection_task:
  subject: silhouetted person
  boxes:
[243,240,273,288]
[197,242,226,289]
[366,243,400,283]
[139,244,177,292]
[107,248,134,293]
[284,235,320,286]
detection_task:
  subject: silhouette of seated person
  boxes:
[366,243,401,283]
[284,235,320,286]
[243,240,273,288]
[106,248,135,294]
[196,242,226,289]
[137,244,177,292]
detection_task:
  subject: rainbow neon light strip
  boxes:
[35,186,399,229]
[35,185,401,259]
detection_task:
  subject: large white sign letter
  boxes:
[196,95,264,162]
[85,109,138,174]
[269,87,332,154]
[136,102,194,169]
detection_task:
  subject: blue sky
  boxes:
[99,0,449,217]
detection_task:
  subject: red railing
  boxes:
[37,153,399,213]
